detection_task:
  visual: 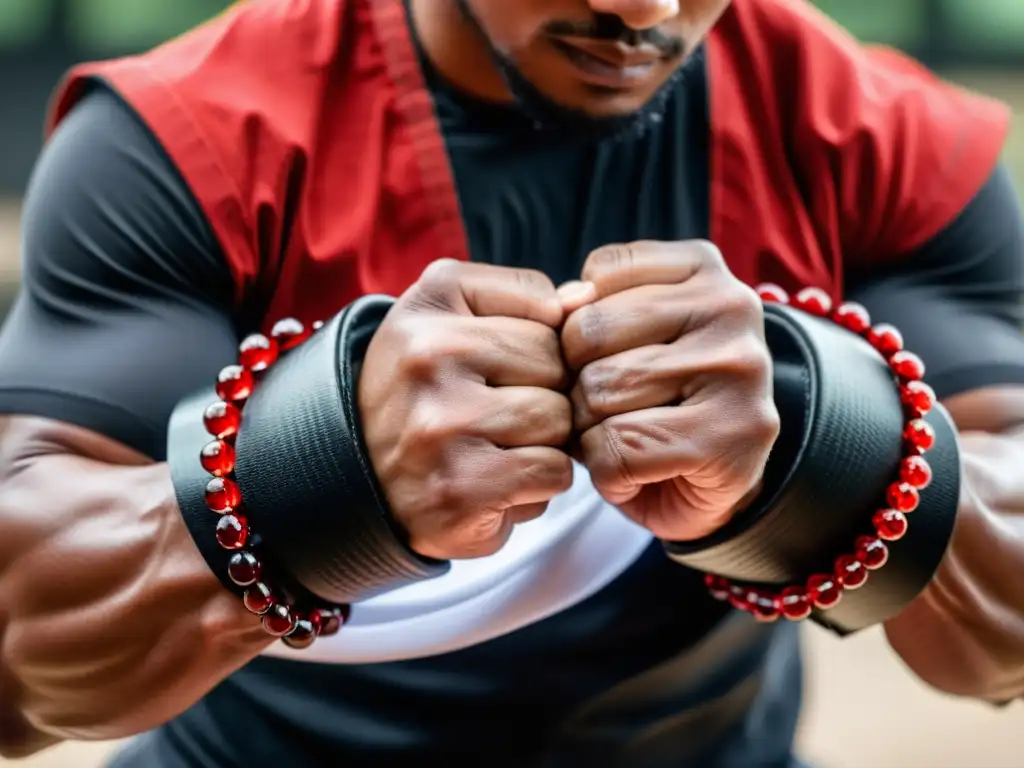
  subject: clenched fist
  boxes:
[561,240,780,542]
[358,260,575,561]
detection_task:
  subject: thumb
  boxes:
[557,280,597,313]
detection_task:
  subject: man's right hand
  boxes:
[358,260,575,561]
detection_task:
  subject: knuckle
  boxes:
[576,363,618,417]
[406,402,461,446]
[419,258,464,287]
[512,267,557,297]
[522,451,574,493]
[688,239,727,270]
[719,282,764,322]
[450,513,511,558]
[588,243,635,276]
[564,304,608,364]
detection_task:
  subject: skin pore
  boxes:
[409,0,731,139]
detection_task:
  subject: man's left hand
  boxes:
[560,240,780,541]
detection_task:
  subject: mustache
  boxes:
[544,15,685,57]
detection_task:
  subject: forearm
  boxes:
[0,418,271,750]
[885,423,1024,701]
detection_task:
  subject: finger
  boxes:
[581,240,724,299]
[506,502,549,525]
[457,317,567,388]
[418,446,574,560]
[572,345,681,432]
[571,335,774,431]
[469,386,573,448]
[412,259,563,326]
[556,280,598,313]
[561,284,692,369]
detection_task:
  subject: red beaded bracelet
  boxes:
[703,284,937,623]
[199,317,348,649]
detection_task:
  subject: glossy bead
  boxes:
[832,302,871,334]
[312,320,324,331]
[215,364,254,403]
[886,482,920,513]
[200,440,235,477]
[806,574,842,609]
[203,400,242,440]
[890,351,925,382]
[899,455,932,489]
[205,476,241,513]
[780,586,812,621]
[792,286,832,316]
[834,554,868,589]
[873,509,909,541]
[282,619,317,649]
[216,514,249,550]
[243,583,274,615]
[704,573,731,601]
[855,535,889,570]
[728,585,754,612]
[261,604,296,637]
[756,283,789,304]
[316,607,347,637]
[900,381,936,418]
[749,591,782,623]
[238,333,279,372]
[270,318,310,350]
[868,324,904,358]
[904,419,936,453]
[305,609,324,634]
[228,551,262,586]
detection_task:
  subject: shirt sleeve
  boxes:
[0,83,240,459]
[846,164,1024,399]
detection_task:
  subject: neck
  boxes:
[408,0,511,104]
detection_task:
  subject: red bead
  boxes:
[780,586,812,621]
[904,419,936,453]
[243,583,274,615]
[873,509,909,541]
[270,318,310,350]
[886,482,920,513]
[890,350,926,382]
[900,381,936,418]
[205,477,241,513]
[756,283,789,304]
[867,324,904,358]
[228,551,262,586]
[792,287,832,316]
[855,535,889,570]
[728,585,754,612]
[749,591,783,623]
[216,514,249,550]
[282,619,318,649]
[305,610,324,634]
[200,440,235,477]
[834,554,868,589]
[203,400,242,440]
[215,365,254,403]
[806,574,842,609]
[261,604,296,637]
[704,573,731,601]
[899,455,932,489]
[832,302,871,334]
[316,607,348,637]
[239,333,279,372]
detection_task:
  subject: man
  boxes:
[0,0,1022,765]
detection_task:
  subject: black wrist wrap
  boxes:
[664,303,961,634]
[168,295,449,604]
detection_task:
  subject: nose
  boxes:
[586,0,680,29]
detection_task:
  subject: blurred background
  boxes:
[0,1,1023,766]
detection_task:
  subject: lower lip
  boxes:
[553,42,656,89]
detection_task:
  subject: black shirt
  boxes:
[2,57,1024,767]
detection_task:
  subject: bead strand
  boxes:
[199,318,349,649]
[704,285,937,623]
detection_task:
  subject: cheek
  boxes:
[466,1,554,50]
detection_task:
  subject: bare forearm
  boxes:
[0,418,271,749]
[886,424,1024,701]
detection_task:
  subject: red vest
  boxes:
[48,0,1009,333]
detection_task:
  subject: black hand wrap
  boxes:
[168,295,449,605]
[664,303,961,634]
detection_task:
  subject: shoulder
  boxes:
[24,85,230,308]
[709,0,1011,262]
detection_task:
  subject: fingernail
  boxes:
[557,280,596,309]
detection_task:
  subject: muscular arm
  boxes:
[0,86,273,755]
[846,165,1024,700]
